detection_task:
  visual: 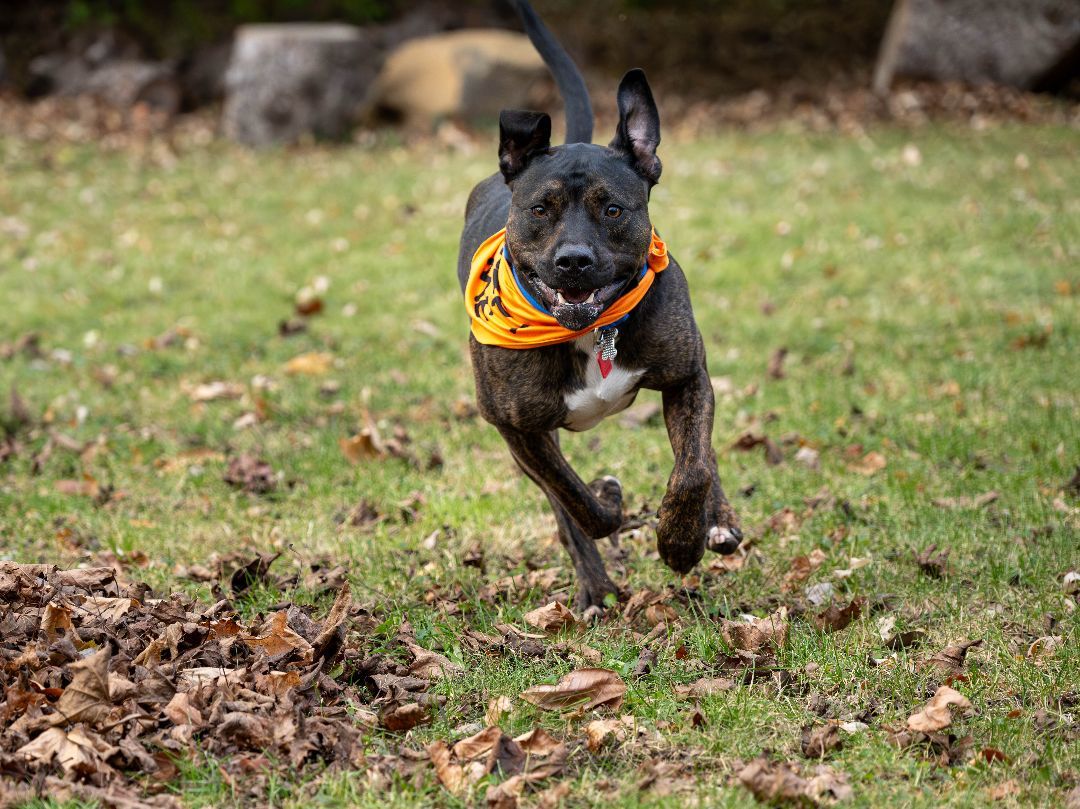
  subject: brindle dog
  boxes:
[457,0,742,615]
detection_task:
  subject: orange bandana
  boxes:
[465,228,669,349]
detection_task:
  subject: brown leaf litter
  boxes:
[0,560,462,801]
[738,757,852,806]
[428,724,566,800]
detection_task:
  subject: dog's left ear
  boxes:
[499,110,552,183]
[610,69,661,185]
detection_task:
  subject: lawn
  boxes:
[1,121,1078,808]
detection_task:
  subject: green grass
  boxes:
[1,122,1078,808]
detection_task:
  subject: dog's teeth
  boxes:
[554,291,565,306]
[586,291,597,304]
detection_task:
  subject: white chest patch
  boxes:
[563,334,644,431]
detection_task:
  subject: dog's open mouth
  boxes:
[529,275,625,330]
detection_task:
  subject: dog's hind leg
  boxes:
[502,429,622,615]
[547,495,619,617]
[499,427,623,540]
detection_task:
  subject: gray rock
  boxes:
[84,60,180,114]
[223,23,376,146]
[874,0,1080,93]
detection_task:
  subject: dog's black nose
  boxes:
[554,245,596,274]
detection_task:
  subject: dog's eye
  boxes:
[531,205,546,217]
[605,204,623,218]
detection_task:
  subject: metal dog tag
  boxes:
[597,327,618,361]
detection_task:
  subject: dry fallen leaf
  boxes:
[986,780,1020,801]
[923,639,982,676]
[486,695,513,727]
[979,747,1008,764]
[583,717,631,752]
[50,647,113,727]
[801,723,842,758]
[782,548,828,592]
[907,685,973,732]
[163,691,204,726]
[243,611,314,662]
[486,775,525,809]
[452,725,505,761]
[513,727,563,758]
[17,726,114,777]
[520,668,626,713]
[1026,635,1063,661]
[339,433,383,463]
[428,740,466,795]
[932,491,1000,509]
[283,351,333,376]
[914,544,949,578]
[644,602,678,627]
[186,380,244,402]
[1064,785,1080,809]
[381,702,429,731]
[311,581,351,661]
[71,596,138,623]
[812,597,866,633]
[707,553,746,574]
[223,454,276,495]
[767,346,788,379]
[41,603,77,644]
[407,640,463,680]
[849,450,886,476]
[673,677,736,699]
[738,756,851,806]
[720,608,789,654]
[523,601,578,634]
[794,446,821,470]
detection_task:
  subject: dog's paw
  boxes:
[589,475,622,506]
[707,524,743,554]
[574,578,617,618]
[656,468,709,573]
[587,475,623,535]
[657,513,707,573]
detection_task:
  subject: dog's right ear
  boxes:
[498,110,551,183]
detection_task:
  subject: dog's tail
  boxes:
[510,0,593,144]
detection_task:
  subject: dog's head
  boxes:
[498,69,662,331]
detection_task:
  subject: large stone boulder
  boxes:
[874,0,1080,93]
[223,24,376,146]
[364,29,548,129]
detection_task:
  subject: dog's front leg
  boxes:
[546,493,619,616]
[657,366,742,573]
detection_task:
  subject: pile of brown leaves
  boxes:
[0,559,456,806]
